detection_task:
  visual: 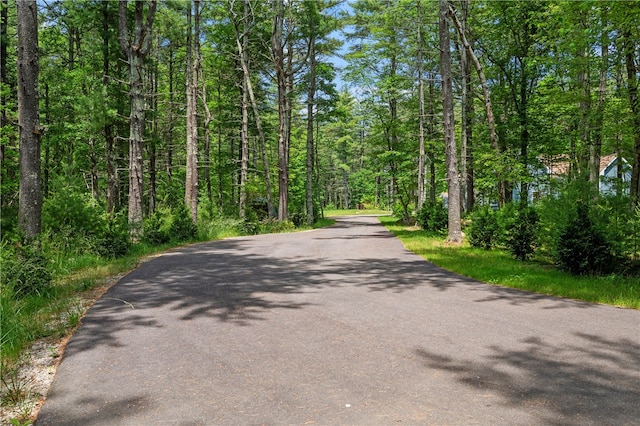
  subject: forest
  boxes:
[2,0,640,289]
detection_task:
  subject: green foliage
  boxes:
[468,206,500,249]
[143,208,172,245]
[1,241,53,298]
[170,204,198,242]
[94,214,131,259]
[505,205,539,261]
[143,204,197,245]
[556,203,615,276]
[416,201,448,233]
[42,184,105,237]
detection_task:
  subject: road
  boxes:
[36,216,640,425]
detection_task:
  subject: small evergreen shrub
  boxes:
[556,203,615,275]
[417,201,448,232]
[95,215,131,259]
[505,205,539,261]
[170,204,198,242]
[143,209,172,245]
[468,207,500,249]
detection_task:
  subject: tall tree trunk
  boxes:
[185,0,199,223]
[230,0,274,218]
[200,51,213,208]
[272,0,288,221]
[1,0,8,168]
[439,0,462,243]
[624,29,640,207]
[428,74,436,204]
[167,50,174,182]
[148,45,158,214]
[416,0,427,211]
[458,0,474,212]
[239,57,249,219]
[306,21,317,224]
[17,0,42,239]
[578,10,591,181]
[102,1,118,214]
[590,8,608,190]
[119,0,157,239]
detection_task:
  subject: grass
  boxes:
[380,216,640,310]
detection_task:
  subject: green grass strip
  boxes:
[380,216,639,310]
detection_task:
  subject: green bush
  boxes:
[43,189,105,236]
[556,203,615,275]
[505,205,539,261]
[94,215,131,259]
[468,207,500,249]
[143,208,172,245]
[416,201,448,233]
[143,204,197,245]
[170,204,198,242]
[1,242,53,297]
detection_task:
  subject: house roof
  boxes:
[539,154,626,177]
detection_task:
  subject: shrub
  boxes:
[94,215,131,259]
[143,209,172,245]
[1,241,52,297]
[505,205,539,261]
[417,201,448,233]
[468,207,500,249]
[170,204,198,242]
[43,189,105,237]
[556,203,615,275]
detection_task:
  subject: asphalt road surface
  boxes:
[36,216,640,425]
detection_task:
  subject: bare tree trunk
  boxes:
[239,56,249,219]
[440,0,462,243]
[167,50,174,182]
[449,4,497,208]
[577,11,591,181]
[272,0,288,221]
[102,1,117,214]
[148,46,159,214]
[230,0,274,218]
[416,0,427,211]
[457,0,474,212]
[1,0,8,168]
[17,0,42,239]
[200,51,213,208]
[428,74,436,204]
[185,0,199,223]
[590,7,608,189]
[119,0,157,239]
[306,19,317,224]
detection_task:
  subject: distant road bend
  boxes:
[37,215,640,425]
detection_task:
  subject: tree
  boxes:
[185,0,199,223]
[439,0,461,243]
[416,0,427,211]
[118,0,157,238]
[17,0,42,239]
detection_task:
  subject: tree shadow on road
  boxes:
[66,230,599,356]
[415,333,640,425]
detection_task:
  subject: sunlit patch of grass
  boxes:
[380,216,640,309]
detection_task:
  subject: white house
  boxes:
[513,154,633,203]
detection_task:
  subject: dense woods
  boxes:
[1,0,640,276]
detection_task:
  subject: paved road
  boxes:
[37,216,640,425]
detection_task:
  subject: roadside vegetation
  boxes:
[380,200,640,310]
